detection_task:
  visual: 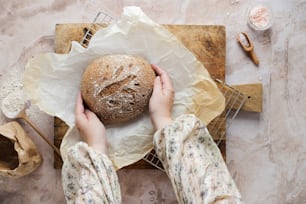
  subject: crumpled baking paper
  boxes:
[23,6,225,169]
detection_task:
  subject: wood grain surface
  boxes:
[53,23,226,169]
[232,83,263,113]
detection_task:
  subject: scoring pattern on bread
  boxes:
[81,54,156,124]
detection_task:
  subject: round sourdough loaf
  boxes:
[81,54,155,124]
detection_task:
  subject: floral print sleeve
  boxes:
[153,114,244,204]
[61,142,121,204]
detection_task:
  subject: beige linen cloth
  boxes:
[23,7,225,169]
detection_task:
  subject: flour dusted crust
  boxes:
[81,54,155,124]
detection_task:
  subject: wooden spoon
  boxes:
[16,109,62,160]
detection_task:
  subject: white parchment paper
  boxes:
[23,7,225,169]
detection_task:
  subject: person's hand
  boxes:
[149,65,174,130]
[75,92,108,154]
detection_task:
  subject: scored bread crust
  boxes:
[81,54,156,124]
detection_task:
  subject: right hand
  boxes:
[75,92,108,154]
[149,65,174,130]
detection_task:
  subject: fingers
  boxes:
[75,92,84,114]
[151,64,173,91]
[84,109,98,120]
[151,76,164,99]
[153,76,162,93]
[75,92,87,125]
[151,64,164,75]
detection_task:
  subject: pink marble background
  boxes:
[1,0,306,203]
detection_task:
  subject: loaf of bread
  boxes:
[81,54,156,124]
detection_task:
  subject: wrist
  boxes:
[153,117,173,130]
[90,143,108,155]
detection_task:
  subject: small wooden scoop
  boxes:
[237,32,259,66]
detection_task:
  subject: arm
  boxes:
[149,65,243,203]
[61,93,121,203]
[153,115,243,203]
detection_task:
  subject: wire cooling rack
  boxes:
[80,12,247,172]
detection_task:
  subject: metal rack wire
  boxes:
[80,12,247,172]
[209,79,247,145]
[80,11,114,48]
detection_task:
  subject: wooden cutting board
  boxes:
[53,23,226,169]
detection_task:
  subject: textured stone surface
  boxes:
[0,0,306,203]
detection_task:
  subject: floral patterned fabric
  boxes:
[61,142,121,203]
[154,114,243,204]
[62,114,243,204]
